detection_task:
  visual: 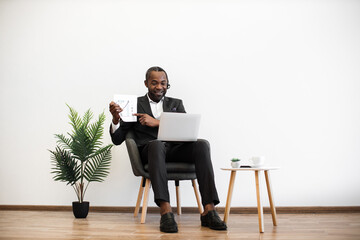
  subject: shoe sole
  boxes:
[160,227,178,233]
[201,222,227,230]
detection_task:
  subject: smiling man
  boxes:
[109,66,226,233]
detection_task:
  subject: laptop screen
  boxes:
[157,113,201,141]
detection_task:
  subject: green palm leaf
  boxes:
[84,144,112,182]
[71,125,93,162]
[87,112,106,151]
[55,133,72,150]
[50,147,79,185]
[82,109,93,129]
[66,104,82,134]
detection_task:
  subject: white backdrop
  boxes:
[0,0,359,208]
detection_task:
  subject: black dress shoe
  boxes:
[160,212,178,233]
[201,210,227,230]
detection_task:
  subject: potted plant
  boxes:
[49,105,113,218]
[231,158,241,168]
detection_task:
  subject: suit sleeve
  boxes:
[109,120,135,145]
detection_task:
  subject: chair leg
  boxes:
[140,178,151,224]
[134,177,145,217]
[175,180,181,215]
[192,179,203,214]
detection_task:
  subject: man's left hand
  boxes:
[133,113,160,127]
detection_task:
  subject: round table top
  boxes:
[221,166,280,171]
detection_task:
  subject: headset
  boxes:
[162,69,170,89]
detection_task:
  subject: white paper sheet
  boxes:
[114,94,137,122]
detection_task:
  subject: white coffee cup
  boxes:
[250,156,265,167]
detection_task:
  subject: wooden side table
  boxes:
[221,166,279,233]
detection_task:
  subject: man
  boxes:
[109,66,226,233]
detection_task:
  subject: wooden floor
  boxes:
[0,211,360,240]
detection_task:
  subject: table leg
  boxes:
[223,170,237,223]
[255,170,264,233]
[265,170,277,226]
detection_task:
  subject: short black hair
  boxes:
[145,66,169,82]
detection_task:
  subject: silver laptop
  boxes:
[157,112,201,141]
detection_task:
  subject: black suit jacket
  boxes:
[110,94,186,147]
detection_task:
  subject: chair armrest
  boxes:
[125,136,149,178]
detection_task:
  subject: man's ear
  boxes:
[144,79,148,87]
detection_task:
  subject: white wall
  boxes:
[0,0,359,207]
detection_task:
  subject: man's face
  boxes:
[145,71,168,102]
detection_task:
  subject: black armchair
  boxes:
[125,130,203,223]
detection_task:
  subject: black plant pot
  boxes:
[72,201,89,218]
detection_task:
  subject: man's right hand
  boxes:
[109,101,122,125]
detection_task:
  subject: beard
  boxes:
[148,90,166,102]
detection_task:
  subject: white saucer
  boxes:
[251,164,264,168]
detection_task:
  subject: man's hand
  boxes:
[133,113,160,127]
[109,101,122,125]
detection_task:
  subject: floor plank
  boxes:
[0,211,359,239]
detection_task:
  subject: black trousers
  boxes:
[140,139,220,207]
